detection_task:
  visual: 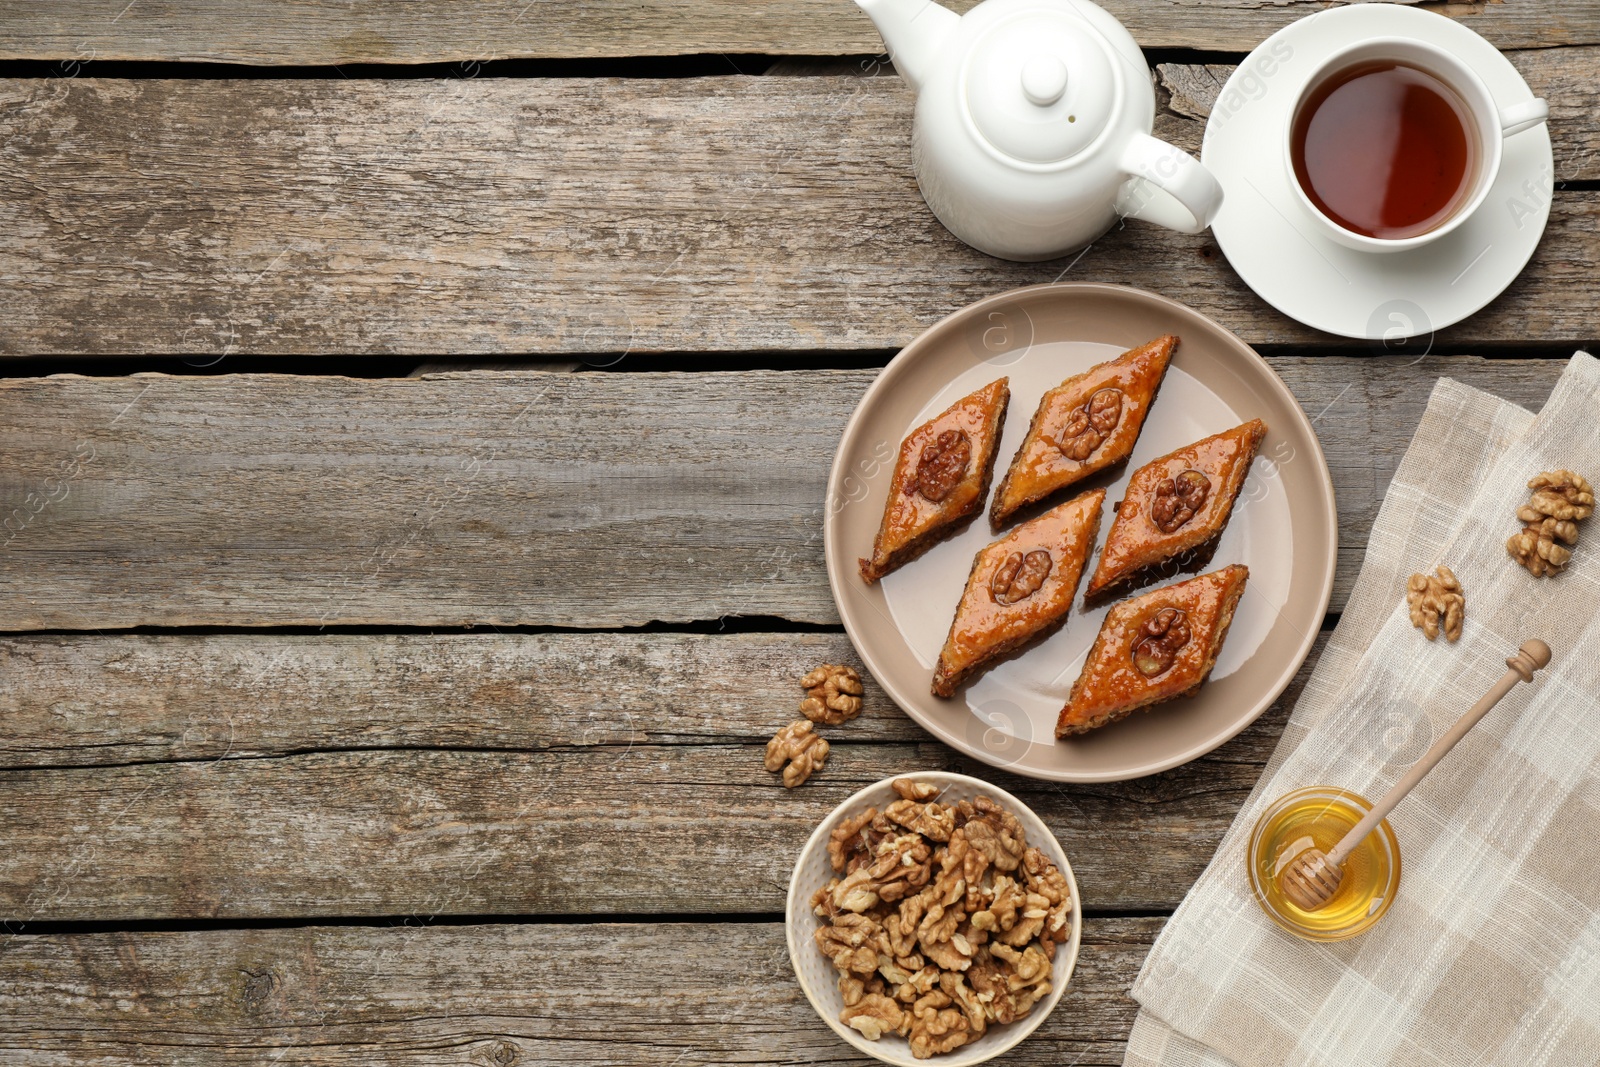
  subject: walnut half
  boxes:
[990,549,1052,606]
[842,994,909,1041]
[1508,469,1593,577]
[911,430,971,502]
[765,720,828,788]
[801,663,864,725]
[1406,566,1464,642]
[1054,387,1124,462]
[1151,469,1211,534]
[1131,607,1191,677]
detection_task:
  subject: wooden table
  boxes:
[0,3,1594,1062]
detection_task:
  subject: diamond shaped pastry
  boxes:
[1056,564,1249,737]
[932,488,1105,698]
[1085,419,1266,598]
[859,378,1010,583]
[990,335,1175,530]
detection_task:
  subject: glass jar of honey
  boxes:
[1247,786,1401,941]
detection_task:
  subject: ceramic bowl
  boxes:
[1247,785,1402,942]
[786,771,1081,1065]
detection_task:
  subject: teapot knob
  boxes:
[1021,54,1068,108]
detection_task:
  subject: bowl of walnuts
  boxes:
[786,772,1081,1064]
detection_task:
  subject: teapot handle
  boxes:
[1113,133,1224,235]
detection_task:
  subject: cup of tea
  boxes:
[1285,37,1548,253]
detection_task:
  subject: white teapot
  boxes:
[857,0,1223,261]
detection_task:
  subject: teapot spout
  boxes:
[854,0,960,93]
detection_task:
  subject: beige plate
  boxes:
[824,283,1336,783]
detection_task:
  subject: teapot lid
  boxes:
[962,8,1118,166]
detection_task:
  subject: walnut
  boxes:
[990,549,1052,606]
[915,867,968,962]
[765,720,828,788]
[842,993,910,1041]
[909,990,973,1059]
[1406,566,1465,642]
[1055,387,1124,461]
[990,942,1052,989]
[947,829,991,911]
[812,880,841,921]
[895,952,927,973]
[970,873,1025,937]
[993,892,1050,948]
[885,798,956,842]
[892,778,941,802]
[828,807,878,873]
[864,833,934,903]
[1527,470,1595,520]
[939,971,988,1036]
[962,797,1027,872]
[983,942,1055,1026]
[966,952,1021,1024]
[800,663,864,725]
[893,963,941,1004]
[1151,469,1212,533]
[1020,847,1073,956]
[831,866,882,914]
[816,913,889,975]
[1508,470,1593,577]
[988,942,1054,1017]
[911,429,971,502]
[920,935,974,973]
[1131,607,1192,677]
[877,953,924,989]
[887,894,924,959]
[1086,387,1123,435]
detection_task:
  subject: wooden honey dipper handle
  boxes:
[1325,639,1553,868]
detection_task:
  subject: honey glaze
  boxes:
[1248,786,1400,941]
[936,489,1105,686]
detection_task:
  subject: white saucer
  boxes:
[1201,5,1553,342]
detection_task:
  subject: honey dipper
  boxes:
[1278,639,1552,912]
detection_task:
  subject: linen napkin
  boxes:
[1125,352,1600,1067]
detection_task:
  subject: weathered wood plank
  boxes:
[0,730,1278,922]
[0,629,1320,920]
[0,917,1157,1064]
[0,0,1590,62]
[1157,48,1600,186]
[0,629,1304,772]
[0,77,1595,356]
[0,360,1563,630]
[0,633,903,769]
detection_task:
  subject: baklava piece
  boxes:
[932,488,1105,698]
[1085,419,1266,598]
[1056,564,1249,737]
[859,378,1010,583]
[990,335,1175,529]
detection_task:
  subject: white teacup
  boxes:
[1285,37,1548,254]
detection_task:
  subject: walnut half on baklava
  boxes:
[932,487,1105,698]
[990,335,1175,529]
[1056,564,1249,737]
[859,378,1010,583]
[1085,419,1266,598]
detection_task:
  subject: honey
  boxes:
[1247,786,1401,941]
